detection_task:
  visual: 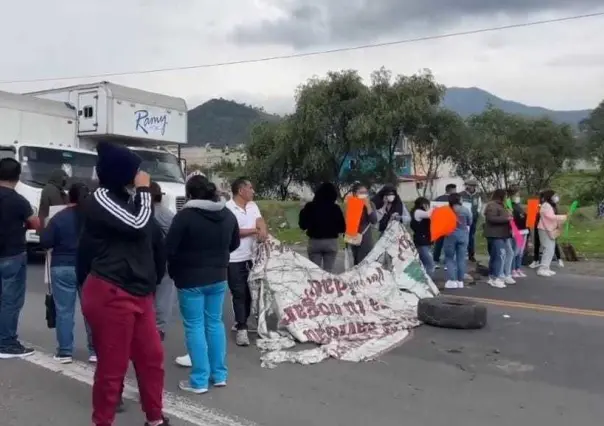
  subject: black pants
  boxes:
[533,229,561,261]
[433,238,444,262]
[227,261,252,330]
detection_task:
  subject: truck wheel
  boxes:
[418,296,487,330]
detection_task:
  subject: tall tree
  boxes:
[581,100,604,172]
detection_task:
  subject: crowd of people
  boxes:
[0,142,269,426]
[409,180,568,289]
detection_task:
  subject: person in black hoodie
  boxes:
[372,184,411,235]
[298,182,345,272]
[38,169,68,226]
[76,141,168,426]
[165,174,239,395]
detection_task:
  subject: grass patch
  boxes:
[257,200,604,257]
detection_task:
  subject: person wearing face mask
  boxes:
[536,190,567,277]
[508,188,529,278]
[372,184,411,235]
[348,183,378,265]
[38,169,69,227]
[410,197,434,277]
[530,191,564,269]
[459,179,482,262]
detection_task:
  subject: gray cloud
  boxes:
[231,0,603,49]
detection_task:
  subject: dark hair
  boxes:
[0,158,21,182]
[491,189,506,202]
[150,181,162,203]
[448,193,461,207]
[445,183,457,192]
[541,189,556,205]
[414,197,430,210]
[313,182,338,203]
[68,182,90,204]
[187,175,218,201]
[506,187,518,198]
[351,182,366,194]
[373,184,400,210]
[231,176,250,195]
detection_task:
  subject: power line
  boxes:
[1,11,603,85]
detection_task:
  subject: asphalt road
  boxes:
[2,256,604,426]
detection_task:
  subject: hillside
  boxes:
[187,98,279,147]
[188,89,592,146]
[443,87,591,124]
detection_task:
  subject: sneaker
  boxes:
[231,324,258,333]
[236,330,250,346]
[511,270,520,278]
[0,344,35,359]
[537,268,554,277]
[528,261,541,269]
[558,259,565,268]
[457,281,465,289]
[434,264,440,270]
[144,416,170,425]
[175,354,192,368]
[53,354,73,364]
[88,355,98,363]
[504,276,516,285]
[444,280,458,289]
[489,278,506,289]
[517,270,527,278]
[213,381,227,387]
[178,380,208,395]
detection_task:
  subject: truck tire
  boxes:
[418,296,487,330]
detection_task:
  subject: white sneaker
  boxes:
[457,281,464,289]
[489,278,506,289]
[528,261,540,269]
[444,280,458,289]
[213,381,227,387]
[53,355,73,364]
[558,259,565,268]
[88,355,98,364]
[175,354,192,367]
[236,330,250,346]
[537,268,554,277]
[517,270,527,278]
[504,276,516,285]
[178,380,208,395]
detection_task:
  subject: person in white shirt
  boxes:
[174,177,267,367]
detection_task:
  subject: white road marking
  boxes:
[22,348,259,426]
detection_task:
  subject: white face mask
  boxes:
[513,196,521,203]
[357,193,368,200]
[552,195,560,203]
[386,195,395,202]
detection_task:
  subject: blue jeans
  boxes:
[432,238,444,263]
[416,245,435,277]
[443,232,469,281]
[51,266,94,356]
[487,238,514,278]
[0,253,27,350]
[178,281,228,390]
[512,235,528,270]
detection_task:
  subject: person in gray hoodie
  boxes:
[150,182,176,341]
[38,169,68,225]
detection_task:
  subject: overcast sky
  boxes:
[1,0,603,113]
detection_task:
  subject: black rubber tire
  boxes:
[418,296,487,330]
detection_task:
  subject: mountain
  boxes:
[188,89,592,146]
[187,98,279,147]
[443,87,591,125]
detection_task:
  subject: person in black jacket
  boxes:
[76,141,168,426]
[298,182,345,272]
[410,197,434,277]
[166,174,239,395]
[372,184,411,235]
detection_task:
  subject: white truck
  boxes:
[0,90,98,245]
[25,81,189,211]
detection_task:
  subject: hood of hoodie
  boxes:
[48,169,67,189]
[183,199,228,222]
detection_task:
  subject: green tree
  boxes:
[581,100,604,172]
[289,70,370,191]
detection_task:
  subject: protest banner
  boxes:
[248,222,439,368]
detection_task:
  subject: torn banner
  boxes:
[248,222,439,368]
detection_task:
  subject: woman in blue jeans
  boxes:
[443,193,472,289]
[166,175,240,394]
[40,183,95,364]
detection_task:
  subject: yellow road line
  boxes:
[456,296,604,318]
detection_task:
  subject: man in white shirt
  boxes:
[174,177,267,366]
[225,177,267,346]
